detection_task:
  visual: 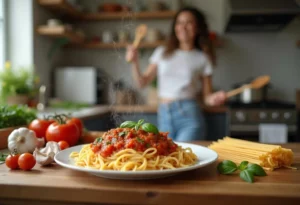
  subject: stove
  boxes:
[228,100,298,142]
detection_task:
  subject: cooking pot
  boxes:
[239,87,263,103]
[233,79,270,104]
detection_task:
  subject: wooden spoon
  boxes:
[126,24,148,62]
[226,75,270,98]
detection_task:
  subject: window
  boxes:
[0,0,5,70]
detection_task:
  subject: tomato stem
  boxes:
[53,114,66,124]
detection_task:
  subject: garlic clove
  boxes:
[33,141,61,166]
[37,138,45,148]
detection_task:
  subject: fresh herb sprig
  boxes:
[217,160,267,183]
[119,119,159,134]
[0,153,8,164]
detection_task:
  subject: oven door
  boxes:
[229,109,298,142]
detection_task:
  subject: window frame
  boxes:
[0,0,7,69]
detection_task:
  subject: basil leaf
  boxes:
[118,131,127,137]
[217,160,237,174]
[238,161,249,171]
[137,119,144,125]
[106,141,111,145]
[120,121,136,128]
[136,137,144,144]
[141,123,159,134]
[94,137,103,144]
[135,123,141,131]
[247,164,267,176]
[240,170,254,183]
[134,119,144,131]
[146,143,151,148]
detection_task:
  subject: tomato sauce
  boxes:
[90,128,178,157]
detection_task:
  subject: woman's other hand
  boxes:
[126,45,138,63]
[205,91,227,106]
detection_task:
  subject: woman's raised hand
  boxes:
[205,91,227,106]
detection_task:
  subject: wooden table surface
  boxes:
[0,142,299,205]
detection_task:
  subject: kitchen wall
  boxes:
[34,0,300,103]
[213,19,300,102]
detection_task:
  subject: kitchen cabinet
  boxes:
[87,111,229,141]
[83,113,114,131]
[205,113,229,141]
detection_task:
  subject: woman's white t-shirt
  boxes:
[149,46,213,100]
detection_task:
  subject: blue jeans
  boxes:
[158,99,206,141]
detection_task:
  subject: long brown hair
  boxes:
[164,7,216,66]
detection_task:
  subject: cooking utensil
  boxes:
[133,24,147,48]
[126,24,148,62]
[226,75,270,98]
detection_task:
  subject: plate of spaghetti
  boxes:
[54,120,218,179]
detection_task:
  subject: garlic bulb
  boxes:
[8,127,38,154]
[33,141,61,166]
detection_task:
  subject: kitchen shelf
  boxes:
[37,26,84,44]
[38,0,82,19]
[82,11,177,21]
[38,0,176,20]
[81,41,165,49]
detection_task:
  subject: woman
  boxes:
[126,7,226,141]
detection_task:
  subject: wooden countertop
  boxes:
[0,142,299,205]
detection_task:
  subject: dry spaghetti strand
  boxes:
[208,137,295,171]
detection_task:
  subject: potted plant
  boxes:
[0,62,39,105]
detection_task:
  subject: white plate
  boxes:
[54,142,218,180]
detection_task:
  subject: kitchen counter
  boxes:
[0,141,299,205]
[68,105,228,121]
[113,105,228,113]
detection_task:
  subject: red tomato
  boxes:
[58,141,69,150]
[46,121,80,146]
[18,153,36,171]
[29,119,55,139]
[5,154,20,170]
[67,118,83,136]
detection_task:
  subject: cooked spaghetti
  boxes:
[208,137,295,171]
[70,128,197,171]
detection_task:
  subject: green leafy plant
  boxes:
[0,105,37,129]
[217,160,267,183]
[0,62,39,102]
[119,119,159,134]
[0,152,8,163]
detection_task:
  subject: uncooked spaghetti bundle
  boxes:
[208,137,295,171]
